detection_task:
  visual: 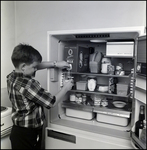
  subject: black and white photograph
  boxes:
[1,1,146,149]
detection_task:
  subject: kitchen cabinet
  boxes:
[45,26,146,149]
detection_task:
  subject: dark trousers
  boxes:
[10,125,43,149]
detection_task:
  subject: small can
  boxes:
[82,94,87,105]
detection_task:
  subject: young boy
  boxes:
[6,43,74,149]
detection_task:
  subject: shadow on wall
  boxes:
[1,88,12,107]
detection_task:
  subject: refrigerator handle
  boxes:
[47,129,76,144]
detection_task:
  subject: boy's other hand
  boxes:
[63,79,74,92]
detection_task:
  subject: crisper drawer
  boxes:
[66,108,94,120]
[106,42,134,57]
[96,110,131,127]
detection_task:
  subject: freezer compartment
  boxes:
[106,42,134,57]
[66,108,94,120]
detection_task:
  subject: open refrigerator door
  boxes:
[130,35,146,149]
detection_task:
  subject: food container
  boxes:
[88,78,97,91]
[108,77,117,94]
[101,58,111,74]
[97,85,109,92]
[70,94,76,102]
[115,70,125,76]
[66,108,94,120]
[89,52,103,73]
[117,83,129,96]
[76,81,87,90]
[107,65,115,75]
[91,95,105,106]
[96,110,130,126]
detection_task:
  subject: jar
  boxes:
[87,77,97,91]
[70,94,76,102]
[101,99,108,107]
[101,58,111,74]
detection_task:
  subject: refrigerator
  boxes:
[45,26,146,149]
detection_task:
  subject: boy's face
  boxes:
[23,61,40,77]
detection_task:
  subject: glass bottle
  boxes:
[135,105,145,138]
[140,120,146,146]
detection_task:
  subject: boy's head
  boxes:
[11,43,42,77]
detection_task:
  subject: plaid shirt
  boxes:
[6,71,56,128]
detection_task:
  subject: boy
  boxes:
[6,43,73,149]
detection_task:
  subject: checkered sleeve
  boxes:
[14,78,56,109]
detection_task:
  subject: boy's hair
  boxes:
[11,43,42,68]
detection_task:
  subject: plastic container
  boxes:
[89,52,103,73]
[76,81,87,90]
[116,83,129,96]
[89,61,101,73]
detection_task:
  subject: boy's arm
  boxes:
[37,61,70,70]
[53,79,74,106]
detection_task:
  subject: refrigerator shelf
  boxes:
[63,71,132,78]
[70,89,131,98]
[62,101,131,115]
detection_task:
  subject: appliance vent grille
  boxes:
[75,34,110,38]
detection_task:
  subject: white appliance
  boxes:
[1,106,13,149]
[45,27,146,149]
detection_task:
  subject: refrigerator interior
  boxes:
[46,27,146,142]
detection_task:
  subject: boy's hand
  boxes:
[63,79,74,92]
[56,61,71,69]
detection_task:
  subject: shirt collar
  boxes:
[7,70,32,79]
